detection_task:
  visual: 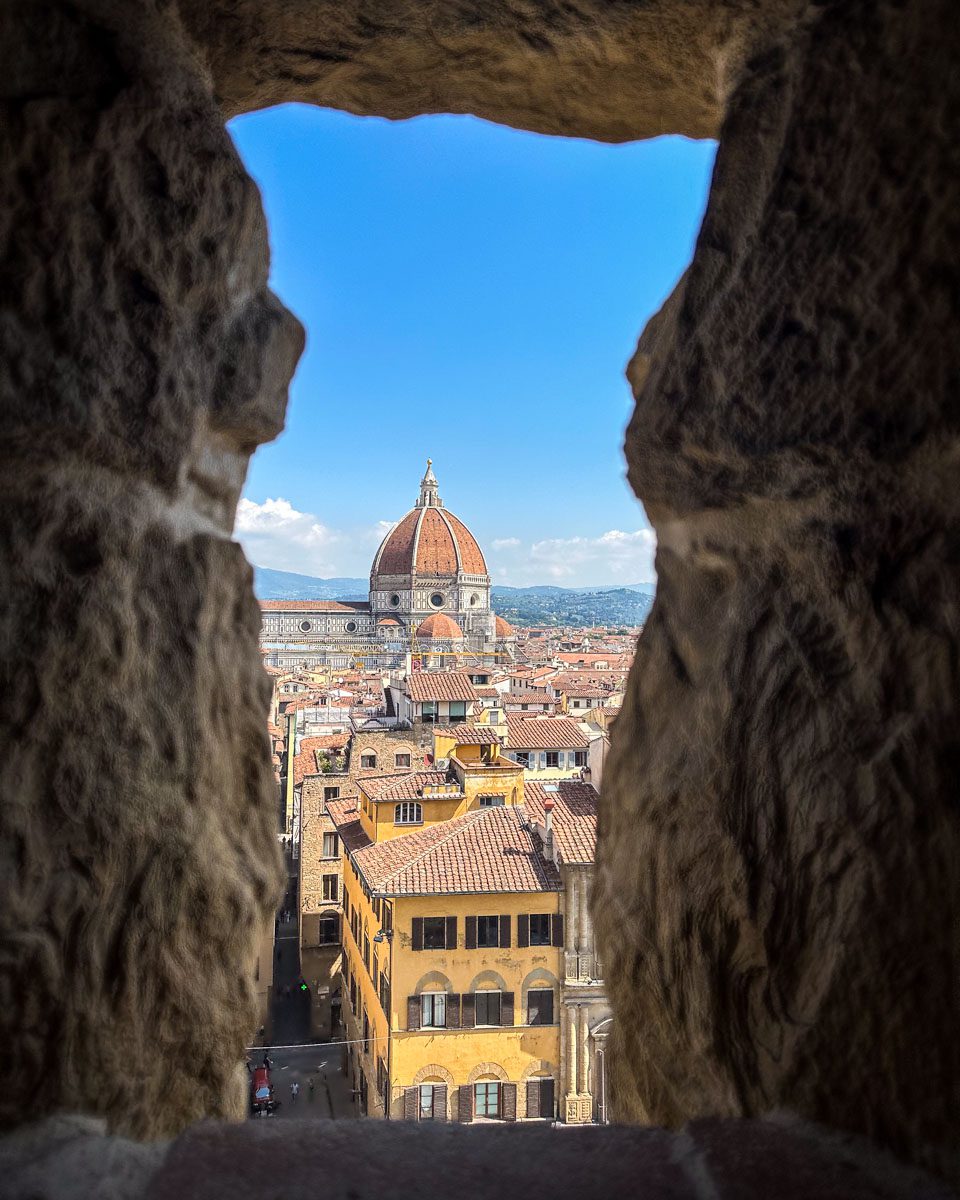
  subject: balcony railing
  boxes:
[565,950,603,983]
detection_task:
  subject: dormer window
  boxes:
[395,802,422,825]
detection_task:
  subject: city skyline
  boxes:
[228,106,716,586]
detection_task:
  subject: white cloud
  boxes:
[235,497,389,577]
[490,528,657,588]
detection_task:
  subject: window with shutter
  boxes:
[501,990,515,1027]
[502,1082,517,1122]
[407,995,420,1031]
[445,915,457,949]
[475,991,502,1026]
[539,1078,555,1120]
[474,1081,500,1118]
[476,915,499,947]
[465,915,477,949]
[446,993,462,1029]
[412,917,424,951]
[527,988,553,1025]
[458,1084,473,1123]
[499,914,511,948]
[526,1079,541,1118]
[433,1083,448,1122]
[403,1086,418,1121]
[419,1084,436,1120]
[422,916,446,949]
[517,913,530,947]
[420,992,446,1028]
[551,912,564,947]
[461,992,476,1028]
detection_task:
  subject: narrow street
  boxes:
[247,855,356,1121]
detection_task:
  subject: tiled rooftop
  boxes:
[405,672,480,703]
[505,714,589,750]
[526,780,598,865]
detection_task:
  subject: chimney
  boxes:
[543,796,556,865]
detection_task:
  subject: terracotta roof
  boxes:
[333,804,560,896]
[494,615,516,637]
[505,715,589,750]
[293,734,348,785]
[372,506,488,578]
[405,672,480,703]
[432,724,504,745]
[474,686,502,698]
[260,600,370,612]
[526,781,598,864]
[415,612,464,640]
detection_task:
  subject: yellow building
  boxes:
[329,730,579,1122]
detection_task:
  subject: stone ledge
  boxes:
[2,1112,954,1200]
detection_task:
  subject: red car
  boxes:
[251,1066,279,1116]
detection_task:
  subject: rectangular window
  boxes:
[421,701,438,723]
[323,786,340,802]
[420,1084,438,1120]
[360,753,377,769]
[395,753,411,768]
[350,978,357,1012]
[362,1010,370,1056]
[478,794,504,808]
[476,915,500,948]
[395,802,422,825]
[527,988,554,1026]
[379,972,390,1014]
[422,916,447,950]
[475,991,502,1027]
[545,751,559,768]
[573,751,586,767]
[363,933,371,974]
[322,832,339,858]
[529,914,551,946]
[516,751,530,766]
[322,873,338,901]
[448,701,467,721]
[421,992,446,1028]
[474,1081,500,1118]
[318,915,339,945]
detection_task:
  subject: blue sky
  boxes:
[228,106,715,586]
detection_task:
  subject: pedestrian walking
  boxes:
[290,1081,300,1105]
[262,1052,273,1069]
[307,1077,315,1103]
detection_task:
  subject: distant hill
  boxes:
[253,566,367,600]
[252,566,655,627]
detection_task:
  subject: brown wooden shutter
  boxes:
[501,991,514,1027]
[499,914,511,948]
[526,1079,540,1119]
[465,915,477,949]
[412,917,424,951]
[517,913,529,947]
[447,993,461,1029]
[458,1084,473,1123]
[403,1086,418,1121]
[407,995,421,1031]
[502,1082,517,1122]
[445,915,457,949]
[551,912,564,947]
[461,992,476,1028]
[540,1078,555,1120]
[434,1083,448,1122]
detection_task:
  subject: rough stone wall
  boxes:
[3,0,959,1184]
[178,0,805,139]
[597,0,960,1183]
[0,0,302,1138]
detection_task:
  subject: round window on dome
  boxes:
[390,593,401,607]
[430,592,445,609]
[298,620,312,633]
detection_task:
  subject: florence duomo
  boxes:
[259,460,516,670]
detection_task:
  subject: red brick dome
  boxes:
[371,463,488,580]
[494,615,516,637]
[416,613,465,640]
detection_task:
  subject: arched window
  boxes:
[395,802,422,825]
